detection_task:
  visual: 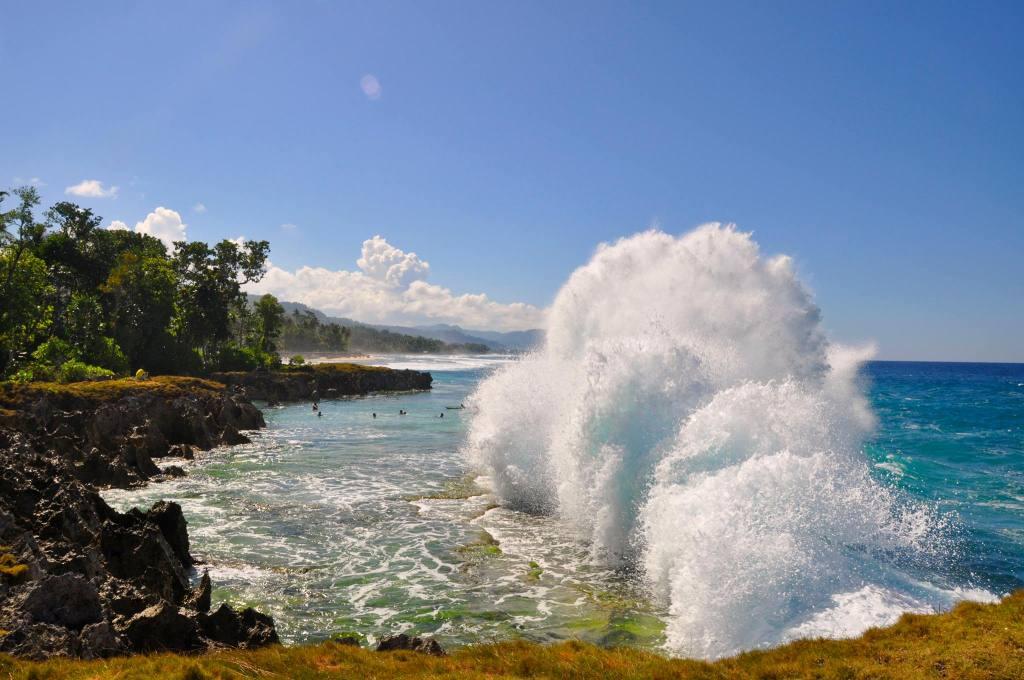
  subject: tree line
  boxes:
[0,187,301,381]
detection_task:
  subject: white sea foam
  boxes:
[463,225,989,658]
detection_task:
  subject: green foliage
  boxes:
[215,344,279,372]
[0,188,275,380]
[89,336,129,374]
[253,294,285,353]
[55,360,115,383]
[280,310,351,353]
[289,354,305,366]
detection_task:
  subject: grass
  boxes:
[3,590,1024,678]
[0,375,226,409]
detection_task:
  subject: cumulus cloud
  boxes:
[193,202,207,213]
[360,74,382,100]
[65,179,119,198]
[245,236,545,332]
[135,207,187,248]
[105,207,187,249]
[357,234,429,287]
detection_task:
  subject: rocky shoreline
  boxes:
[0,365,432,660]
[210,363,433,403]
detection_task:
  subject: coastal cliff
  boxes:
[0,377,265,488]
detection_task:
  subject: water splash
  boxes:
[463,225,988,658]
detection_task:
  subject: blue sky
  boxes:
[2,1,1022,360]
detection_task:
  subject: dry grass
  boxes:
[3,591,1023,679]
[0,375,226,409]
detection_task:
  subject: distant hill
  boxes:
[245,295,535,354]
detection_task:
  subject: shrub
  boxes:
[31,337,78,367]
[289,354,305,366]
[56,360,116,384]
[87,336,129,374]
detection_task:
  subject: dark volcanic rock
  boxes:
[185,569,212,613]
[123,602,204,652]
[0,378,265,488]
[143,501,193,567]
[376,633,446,656]
[200,603,279,648]
[0,422,278,659]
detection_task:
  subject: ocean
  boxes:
[104,355,1024,658]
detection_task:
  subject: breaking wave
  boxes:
[463,224,990,658]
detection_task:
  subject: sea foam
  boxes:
[463,225,981,658]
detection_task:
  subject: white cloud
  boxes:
[280,223,297,232]
[105,220,130,231]
[245,236,545,332]
[357,234,429,287]
[65,179,119,198]
[134,207,187,248]
[193,202,207,213]
[360,74,382,100]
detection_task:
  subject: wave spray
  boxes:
[464,225,987,658]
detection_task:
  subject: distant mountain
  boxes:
[244,295,542,353]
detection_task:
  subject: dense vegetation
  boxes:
[347,323,489,354]
[0,187,294,380]
[278,308,488,355]
[2,590,1021,679]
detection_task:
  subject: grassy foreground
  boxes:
[2,591,1022,679]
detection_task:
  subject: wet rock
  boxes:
[376,633,446,656]
[161,465,186,478]
[185,570,212,613]
[199,603,279,648]
[144,501,192,567]
[123,602,204,652]
[167,443,195,460]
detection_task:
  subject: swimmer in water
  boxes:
[372,413,376,419]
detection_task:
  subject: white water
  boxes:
[463,225,990,658]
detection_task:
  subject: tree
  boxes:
[0,188,47,373]
[101,252,177,370]
[170,239,269,367]
[253,294,285,354]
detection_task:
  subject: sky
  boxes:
[2,1,1022,360]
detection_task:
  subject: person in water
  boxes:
[317,410,323,418]
[372,413,377,419]
[439,412,444,418]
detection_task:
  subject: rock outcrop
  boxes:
[0,377,264,488]
[210,364,432,403]
[0,429,278,659]
[376,633,446,656]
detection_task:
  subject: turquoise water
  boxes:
[104,357,1024,652]
[864,361,1024,596]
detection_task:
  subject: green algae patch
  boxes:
[526,561,543,581]
[6,591,1024,678]
[407,473,487,502]
[456,530,502,559]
